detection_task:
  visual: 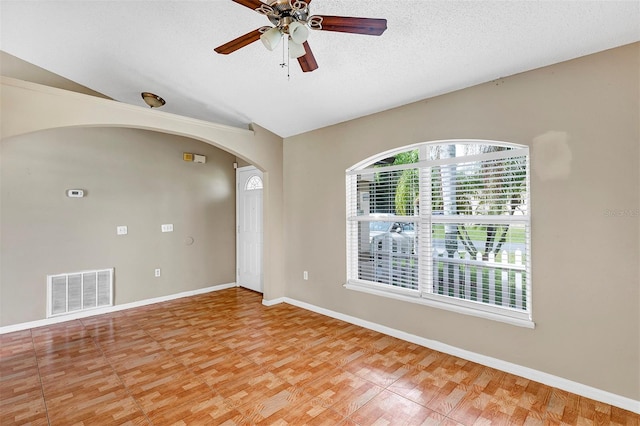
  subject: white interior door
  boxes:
[237,166,263,292]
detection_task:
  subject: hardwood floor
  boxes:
[1,287,638,425]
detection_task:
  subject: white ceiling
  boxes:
[1,1,638,138]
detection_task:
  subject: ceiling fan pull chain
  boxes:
[280,34,287,69]
[281,35,290,80]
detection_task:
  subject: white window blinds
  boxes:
[346,141,531,322]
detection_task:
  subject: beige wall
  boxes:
[1,128,236,324]
[283,43,640,400]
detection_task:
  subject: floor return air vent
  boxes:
[47,268,114,318]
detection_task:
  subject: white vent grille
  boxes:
[47,268,114,318]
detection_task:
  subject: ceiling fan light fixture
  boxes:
[288,38,306,59]
[260,27,282,51]
[288,21,309,44]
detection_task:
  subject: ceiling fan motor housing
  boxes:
[261,0,310,29]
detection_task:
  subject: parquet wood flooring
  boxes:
[1,287,638,425]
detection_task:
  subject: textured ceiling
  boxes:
[1,1,638,138]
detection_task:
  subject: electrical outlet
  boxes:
[303,271,308,280]
[154,269,161,277]
[161,224,173,232]
[117,226,128,235]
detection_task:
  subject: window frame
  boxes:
[345,140,533,328]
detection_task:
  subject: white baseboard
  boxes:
[279,297,640,415]
[0,282,236,334]
[262,297,286,306]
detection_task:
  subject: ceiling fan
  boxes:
[214,0,387,72]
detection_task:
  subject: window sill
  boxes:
[344,281,535,329]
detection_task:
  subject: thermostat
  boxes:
[66,189,85,198]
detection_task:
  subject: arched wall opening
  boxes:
[1,77,285,327]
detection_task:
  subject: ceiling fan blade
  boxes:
[311,15,387,36]
[231,0,265,11]
[214,29,263,55]
[297,41,318,72]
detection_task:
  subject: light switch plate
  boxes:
[67,189,84,198]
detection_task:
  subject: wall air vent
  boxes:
[47,268,114,318]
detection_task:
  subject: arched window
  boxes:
[245,175,263,191]
[346,140,531,326]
